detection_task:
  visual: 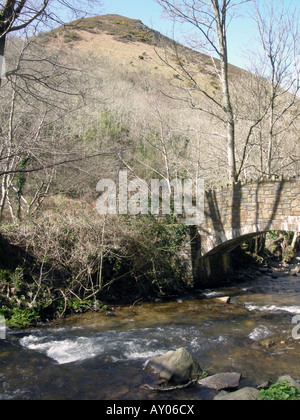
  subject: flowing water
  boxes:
[1,269,300,400]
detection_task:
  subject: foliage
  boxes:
[115,214,188,296]
[0,268,40,327]
[100,108,130,140]
[240,231,296,263]
[259,381,300,401]
[0,198,189,327]
[0,307,40,328]
[63,31,83,43]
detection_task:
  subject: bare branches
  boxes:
[0,0,50,37]
[155,0,299,182]
[0,151,118,178]
[0,0,102,90]
[0,0,102,38]
[247,0,300,177]
[155,0,253,181]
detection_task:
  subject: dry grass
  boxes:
[42,14,231,95]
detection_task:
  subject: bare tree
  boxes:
[0,32,116,221]
[0,1,111,219]
[251,0,300,177]
[0,0,48,55]
[156,0,252,182]
[0,0,102,86]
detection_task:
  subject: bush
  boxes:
[0,198,189,326]
[259,381,300,401]
[63,31,83,43]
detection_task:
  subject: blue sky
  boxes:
[100,0,299,70]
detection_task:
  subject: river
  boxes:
[1,267,300,400]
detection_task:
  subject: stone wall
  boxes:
[190,178,300,288]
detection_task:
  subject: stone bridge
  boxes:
[188,177,300,288]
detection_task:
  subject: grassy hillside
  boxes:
[64,14,164,45]
[44,14,243,79]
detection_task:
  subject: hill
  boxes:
[34,14,299,189]
[2,13,299,194]
[42,14,243,88]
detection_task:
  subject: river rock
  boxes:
[214,387,260,401]
[146,348,202,384]
[259,338,276,349]
[198,372,241,391]
[257,380,272,390]
[277,375,300,391]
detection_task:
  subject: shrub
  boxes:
[63,31,83,43]
[0,199,189,326]
[259,381,300,401]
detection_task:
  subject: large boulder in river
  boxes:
[147,348,202,384]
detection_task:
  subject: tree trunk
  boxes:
[267,83,275,177]
[0,34,5,57]
[224,82,237,183]
[220,54,237,183]
[214,2,237,183]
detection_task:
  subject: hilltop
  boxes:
[38,13,247,117]
[64,14,166,45]
[42,14,243,80]
[43,14,173,48]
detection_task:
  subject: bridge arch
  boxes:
[190,178,300,288]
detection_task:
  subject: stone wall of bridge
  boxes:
[190,178,300,288]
